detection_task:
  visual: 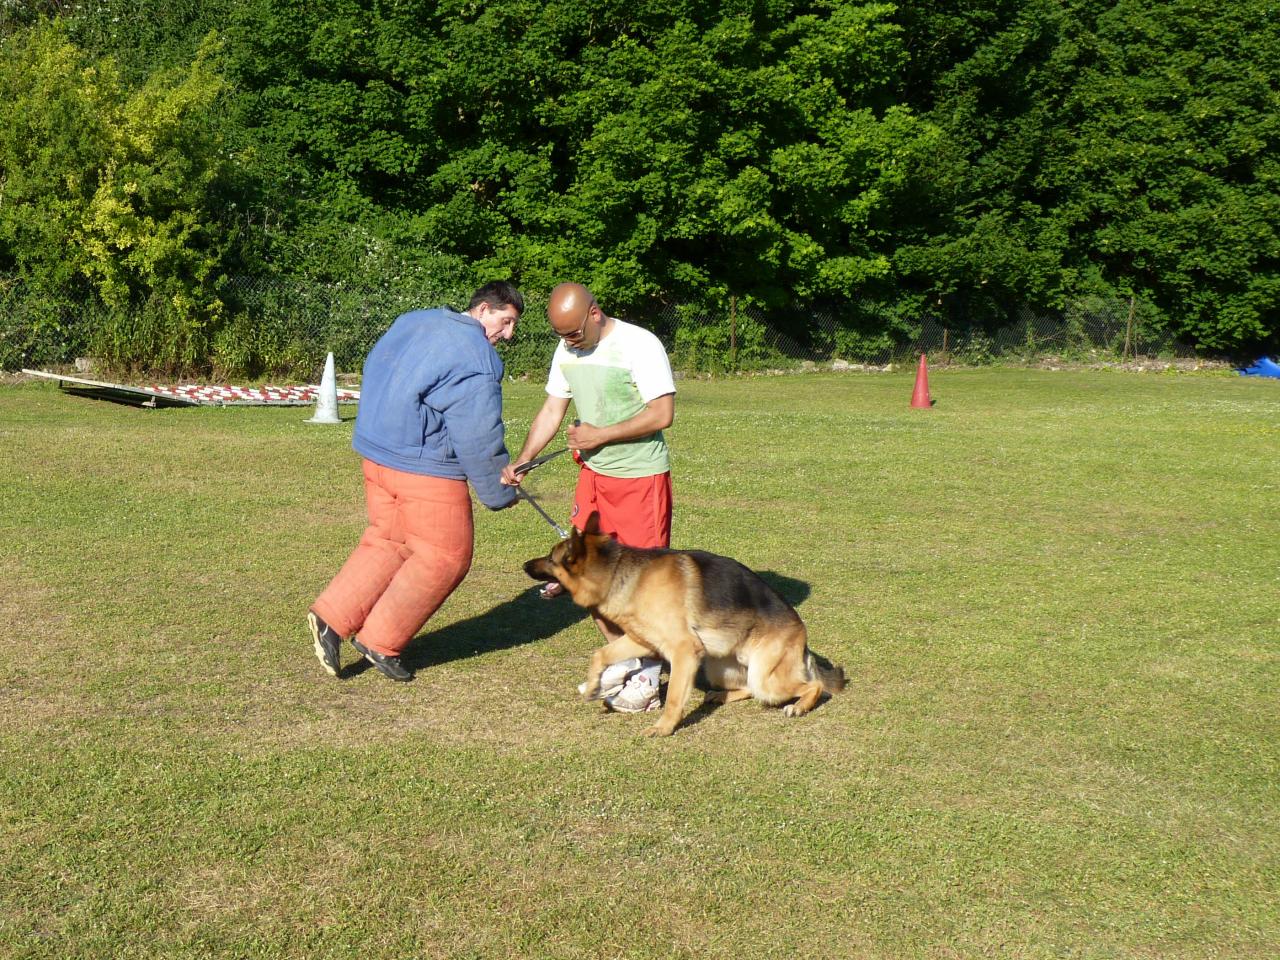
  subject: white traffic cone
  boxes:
[306,352,342,424]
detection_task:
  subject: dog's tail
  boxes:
[805,649,846,694]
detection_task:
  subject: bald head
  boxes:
[547,282,607,348]
[548,283,593,326]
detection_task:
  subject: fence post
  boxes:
[1124,296,1135,359]
[729,294,738,371]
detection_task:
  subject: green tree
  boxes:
[896,0,1279,350]
[228,0,949,336]
[76,34,233,370]
[0,18,118,365]
[891,0,1083,329]
[519,5,936,313]
[1051,0,1280,349]
[0,21,236,371]
[0,20,115,287]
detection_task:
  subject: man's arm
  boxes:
[438,376,517,510]
[567,393,674,453]
[501,394,572,485]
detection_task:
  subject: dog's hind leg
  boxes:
[748,623,826,717]
[702,658,752,705]
[781,680,824,717]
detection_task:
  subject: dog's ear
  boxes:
[563,523,585,565]
[583,511,602,536]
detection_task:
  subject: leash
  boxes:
[513,422,580,476]
[511,421,581,537]
[512,446,570,477]
[514,486,570,539]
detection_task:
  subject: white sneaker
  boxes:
[604,659,662,713]
[577,658,640,699]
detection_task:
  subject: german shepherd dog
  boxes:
[523,512,845,736]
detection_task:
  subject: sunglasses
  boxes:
[553,304,593,344]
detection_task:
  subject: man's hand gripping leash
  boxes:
[509,439,573,539]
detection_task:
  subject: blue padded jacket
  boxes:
[352,307,516,510]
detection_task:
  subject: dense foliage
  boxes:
[0,19,236,370]
[0,0,1275,372]
[897,0,1280,350]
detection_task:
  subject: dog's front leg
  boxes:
[643,647,700,737]
[582,635,654,700]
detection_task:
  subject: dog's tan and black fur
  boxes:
[523,513,845,736]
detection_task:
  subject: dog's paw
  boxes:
[641,722,675,738]
[579,678,602,701]
[782,702,809,718]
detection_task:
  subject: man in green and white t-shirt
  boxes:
[502,283,676,713]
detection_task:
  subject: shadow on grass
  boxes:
[756,570,811,608]
[341,585,587,679]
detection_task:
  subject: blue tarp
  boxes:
[1239,356,1280,378]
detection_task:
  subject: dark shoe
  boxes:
[351,636,413,682]
[308,610,342,677]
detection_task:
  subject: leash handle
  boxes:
[512,418,581,476]
[513,446,569,477]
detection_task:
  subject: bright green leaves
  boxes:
[224,0,937,318]
[7,0,1273,368]
[0,23,118,287]
[524,3,934,312]
[0,23,232,371]
[77,36,228,306]
[1054,0,1280,348]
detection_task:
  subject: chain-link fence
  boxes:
[633,297,1190,375]
[2,274,1191,380]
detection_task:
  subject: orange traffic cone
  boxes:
[910,353,933,409]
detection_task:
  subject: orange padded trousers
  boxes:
[311,459,473,657]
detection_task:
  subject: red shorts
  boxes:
[571,467,672,549]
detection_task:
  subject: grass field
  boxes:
[1,367,1277,959]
